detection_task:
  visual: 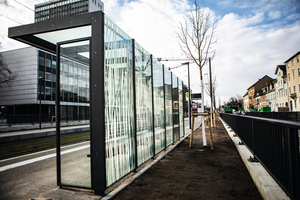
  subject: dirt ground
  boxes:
[112,116,263,200]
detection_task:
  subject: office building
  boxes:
[35,0,104,22]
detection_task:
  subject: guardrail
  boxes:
[220,113,300,200]
[245,111,300,122]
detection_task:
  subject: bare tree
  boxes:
[0,43,18,87]
[204,67,218,110]
[176,0,217,146]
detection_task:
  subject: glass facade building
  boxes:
[35,0,104,22]
[8,9,185,195]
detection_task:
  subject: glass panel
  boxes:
[152,58,165,154]
[59,39,91,188]
[164,69,173,147]
[179,80,184,137]
[104,16,135,187]
[134,42,154,166]
[172,74,179,141]
[35,25,91,45]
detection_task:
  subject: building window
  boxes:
[287,63,289,68]
[298,68,300,76]
[292,59,294,66]
[294,86,296,93]
[297,56,299,63]
[299,84,300,93]
[289,87,291,95]
[288,73,290,81]
[293,70,295,79]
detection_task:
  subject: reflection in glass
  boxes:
[172,74,179,141]
[104,17,135,187]
[59,39,91,188]
[134,42,154,165]
[152,58,165,154]
[179,80,184,137]
[165,69,173,146]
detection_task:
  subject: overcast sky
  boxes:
[0,0,300,107]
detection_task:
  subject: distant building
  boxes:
[247,75,274,110]
[0,47,90,122]
[284,51,300,111]
[274,65,289,111]
[243,92,249,111]
[35,0,104,22]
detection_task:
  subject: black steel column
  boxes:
[182,81,185,136]
[56,44,61,186]
[177,77,179,140]
[91,12,106,195]
[132,39,138,171]
[150,54,155,157]
[171,72,174,144]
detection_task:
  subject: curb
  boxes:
[219,117,290,200]
[102,122,201,200]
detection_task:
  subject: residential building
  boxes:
[35,0,104,22]
[285,51,300,111]
[274,65,289,111]
[243,92,249,111]
[247,75,274,110]
[265,81,276,111]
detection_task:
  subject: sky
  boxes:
[0,0,300,107]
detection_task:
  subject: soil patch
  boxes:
[112,116,263,200]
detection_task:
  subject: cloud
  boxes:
[268,10,281,19]
[1,0,300,106]
[213,12,300,102]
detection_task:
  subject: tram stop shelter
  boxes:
[8,10,185,195]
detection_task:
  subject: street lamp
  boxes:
[182,62,191,129]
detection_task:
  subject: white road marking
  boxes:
[0,145,90,172]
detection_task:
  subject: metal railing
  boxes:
[245,111,300,122]
[220,113,300,200]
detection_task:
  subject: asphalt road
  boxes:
[0,118,199,200]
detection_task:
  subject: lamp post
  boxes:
[182,62,191,129]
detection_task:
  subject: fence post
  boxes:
[287,127,300,199]
[250,118,258,162]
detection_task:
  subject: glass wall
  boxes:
[172,74,179,141]
[164,69,173,147]
[59,40,91,188]
[134,42,154,166]
[152,58,165,154]
[104,17,135,187]
[179,81,184,137]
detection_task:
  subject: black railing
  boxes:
[245,111,300,122]
[220,113,300,200]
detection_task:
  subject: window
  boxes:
[288,73,290,81]
[297,56,299,63]
[292,59,294,66]
[299,84,300,93]
[287,63,289,68]
[294,86,296,93]
[298,68,300,76]
[289,87,291,95]
[293,70,295,79]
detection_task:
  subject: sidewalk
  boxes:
[110,116,263,200]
